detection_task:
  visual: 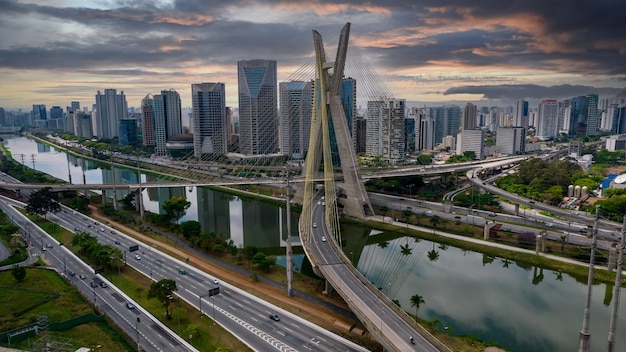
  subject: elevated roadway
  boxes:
[300,199,449,352]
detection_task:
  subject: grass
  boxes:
[0,269,133,351]
[102,265,251,352]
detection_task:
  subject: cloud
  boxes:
[443,84,622,101]
[0,0,625,109]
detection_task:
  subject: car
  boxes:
[488,213,497,217]
[321,202,325,206]
[68,271,76,276]
[115,240,121,245]
[111,230,116,234]
[313,222,317,228]
[211,278,219,285]
[321,236,327,242]
[178,269,186,275]
[94,222,99,225]
[269,313,280,321]
[317,201,321,205]
[90,281,98,288]
[100,228,105,232]
[135,254,142,260]
[79,274,86,280]
[100,282,108,288]
[426,210,433,214]
[87,225,92,228]
[126,302,135,309]
[42,246,47,251]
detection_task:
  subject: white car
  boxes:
[211,278,219,285]
[313,223,317,228]
[321,236,327,242]
[135,254,141,260]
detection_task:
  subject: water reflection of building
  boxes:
[242,201,281,248]
[196,187,231,238]
[155,187,185,213]
[37,143,51,153]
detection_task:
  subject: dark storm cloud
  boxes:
[443,84,622,101]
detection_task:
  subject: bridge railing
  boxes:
[319,216,452,352]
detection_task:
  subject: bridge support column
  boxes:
[101,189,107,204]
[484,223,490,240]
[608,244,617,272]
[515,203,520,216]
[323,280,333,295]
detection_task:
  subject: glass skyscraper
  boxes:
[238,59,278,155]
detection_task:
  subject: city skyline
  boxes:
[0,0,625,110]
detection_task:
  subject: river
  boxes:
[3,134,625,351]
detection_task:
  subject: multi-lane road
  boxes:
[2,195,369,352]
[0,197,197,352]
[308,199,445,352]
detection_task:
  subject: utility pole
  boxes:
[607,215,626,352]
[110,159,118,210]
[579,205,600,352]
[136,151,144,220]
[285,167,294,297]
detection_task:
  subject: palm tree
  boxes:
[410,294,425,319]
[427,242,439,262]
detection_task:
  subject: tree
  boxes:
[148,279,178,319]
[409,294,425,319]
[252,252,275,272]
[121,192,136,209]
[25,187,60,218]
[11,265,26,282]
[180,220,202,239]
[427,242,439,262]
[163,196,191,224]
[463,150,477,160]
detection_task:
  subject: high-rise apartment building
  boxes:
[238,59,278,155]
[141,95,155,147]
[536,99,558,140]
[462,102,477,130]
[192,83,227,159]
[496,127,525,155]
[586,94,599,136]
[95,89,128,139]
[405,118,416,153]
[366,98,405,163]
[279,80,312,159]
[456,129,485,159]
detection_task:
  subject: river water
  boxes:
[3,135,625,352]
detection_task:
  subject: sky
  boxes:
[1,0,625,111]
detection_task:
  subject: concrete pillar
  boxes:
[536,234,542,255]
[101,189,106,204]
[484,223,490,240]
[608,244,617,272]
[542,232,546,253]
[515,203,520,216]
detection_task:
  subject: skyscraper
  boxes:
[141,95,155,147]
[238,59,278,155]
[152,89,182,156]
[537,99,558,140]
[192,82,227,159]
[95,89,128,139]
[513,99,529,129]
[366,98,406,163]
[462,102,477,130]
[586,94,599,136]
[279,80,312,159]
[429,106,461,145]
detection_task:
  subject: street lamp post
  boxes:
[408,184,414,198]
[579,205,600,352]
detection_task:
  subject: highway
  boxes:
[305,199,446,352]
[0,197,197,352]
[2,196,368,352]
